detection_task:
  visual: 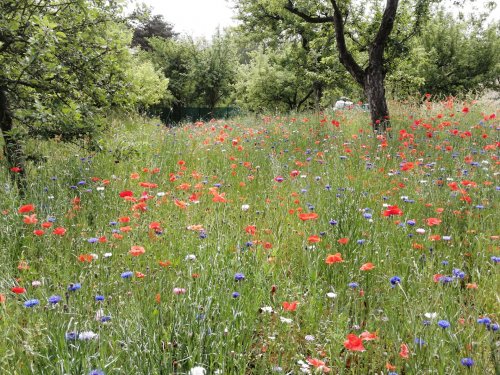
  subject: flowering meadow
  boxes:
[0,99,498,374]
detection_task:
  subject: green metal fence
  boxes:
[158,107,242,125]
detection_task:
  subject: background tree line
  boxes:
[0,0,498,191]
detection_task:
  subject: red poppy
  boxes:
[306,358,330,373]
[18,204,35,213]
[305,234,320,243]
[78,254,93,262]
[359,331,378,341]
[52,227,66,236]
[23,214,38,225]
[119,190,134,198]
[360,262,375,271]
[149,222,161,231]
[0,294,5,303]
[337,238,349,245]
[159,260,172,268]
[383,205,403,216]
[245,225,257,235]
[11,286,26,294]
[344,333,365,351]
[399,343,409,359]
[325,253,343,264]
[129,246,145,256]
[33,229,44,236]
[426,218,441,226]
[298,212,319,221]
[282,301,299,311]
[401,162,414,171]
[139,182,158,188]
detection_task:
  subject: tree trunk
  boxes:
[313,81,323,114]
[364,68,389,133]
[0,87,27,194]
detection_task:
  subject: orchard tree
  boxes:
[235,0,434,132]
[0,0,133,191]
[127,3,177,51]
[193,31,238,111]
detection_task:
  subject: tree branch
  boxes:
[284,1,333,24]
[370,0,399,63]
[329,0,365,85]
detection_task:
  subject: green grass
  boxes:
[0,100,498,374]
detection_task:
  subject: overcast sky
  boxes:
[128,0,238,39]
[128,0,499,39]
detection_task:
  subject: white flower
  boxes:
[95,309,104,321]
[424,312,438,319]
[326,292,337,299]
[78,331,98,340]
[31,280,42,287]
[280,316,293,324]
[96,187,105,191]
[157,192,166,197]
[260,306,274,313]
[185,254,197,261]
[91,253,99,260]
[103,252,112,258]
[305,335,315,341]
[443,236,452,241]
[416,228,426,234]
[241,204,250,211]
[188,366,206,375]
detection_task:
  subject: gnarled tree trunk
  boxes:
[0,87,27,194]
[364,68,389,133]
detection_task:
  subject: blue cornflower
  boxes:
[88,370,105,375]
[390,276,401,286]
[363,213,372,219]
[95,295,105,302]
[121,271,133,279]
[87,237,98,244]
[477,317,491,325]
[68,283,81,292]
[199,232,207,239]
[490,256,499,263]
[348,282,359,289]
[414,337,425,347]
[232,292,240,298]
[234,273,245,281]
[438,320,450,328]
[329,219,338,226]
[488,323,499,332]
[47,216,56,223]
[65,332,77,341]
[100,316,111,323]
[407,220,416,226]
[24,299,40,308]
[245,241,253,247]
[439,276,453,284]
[48,295,62,304]
[460,358,474,367]
[357,239,366,245]
[452,268,465,279]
